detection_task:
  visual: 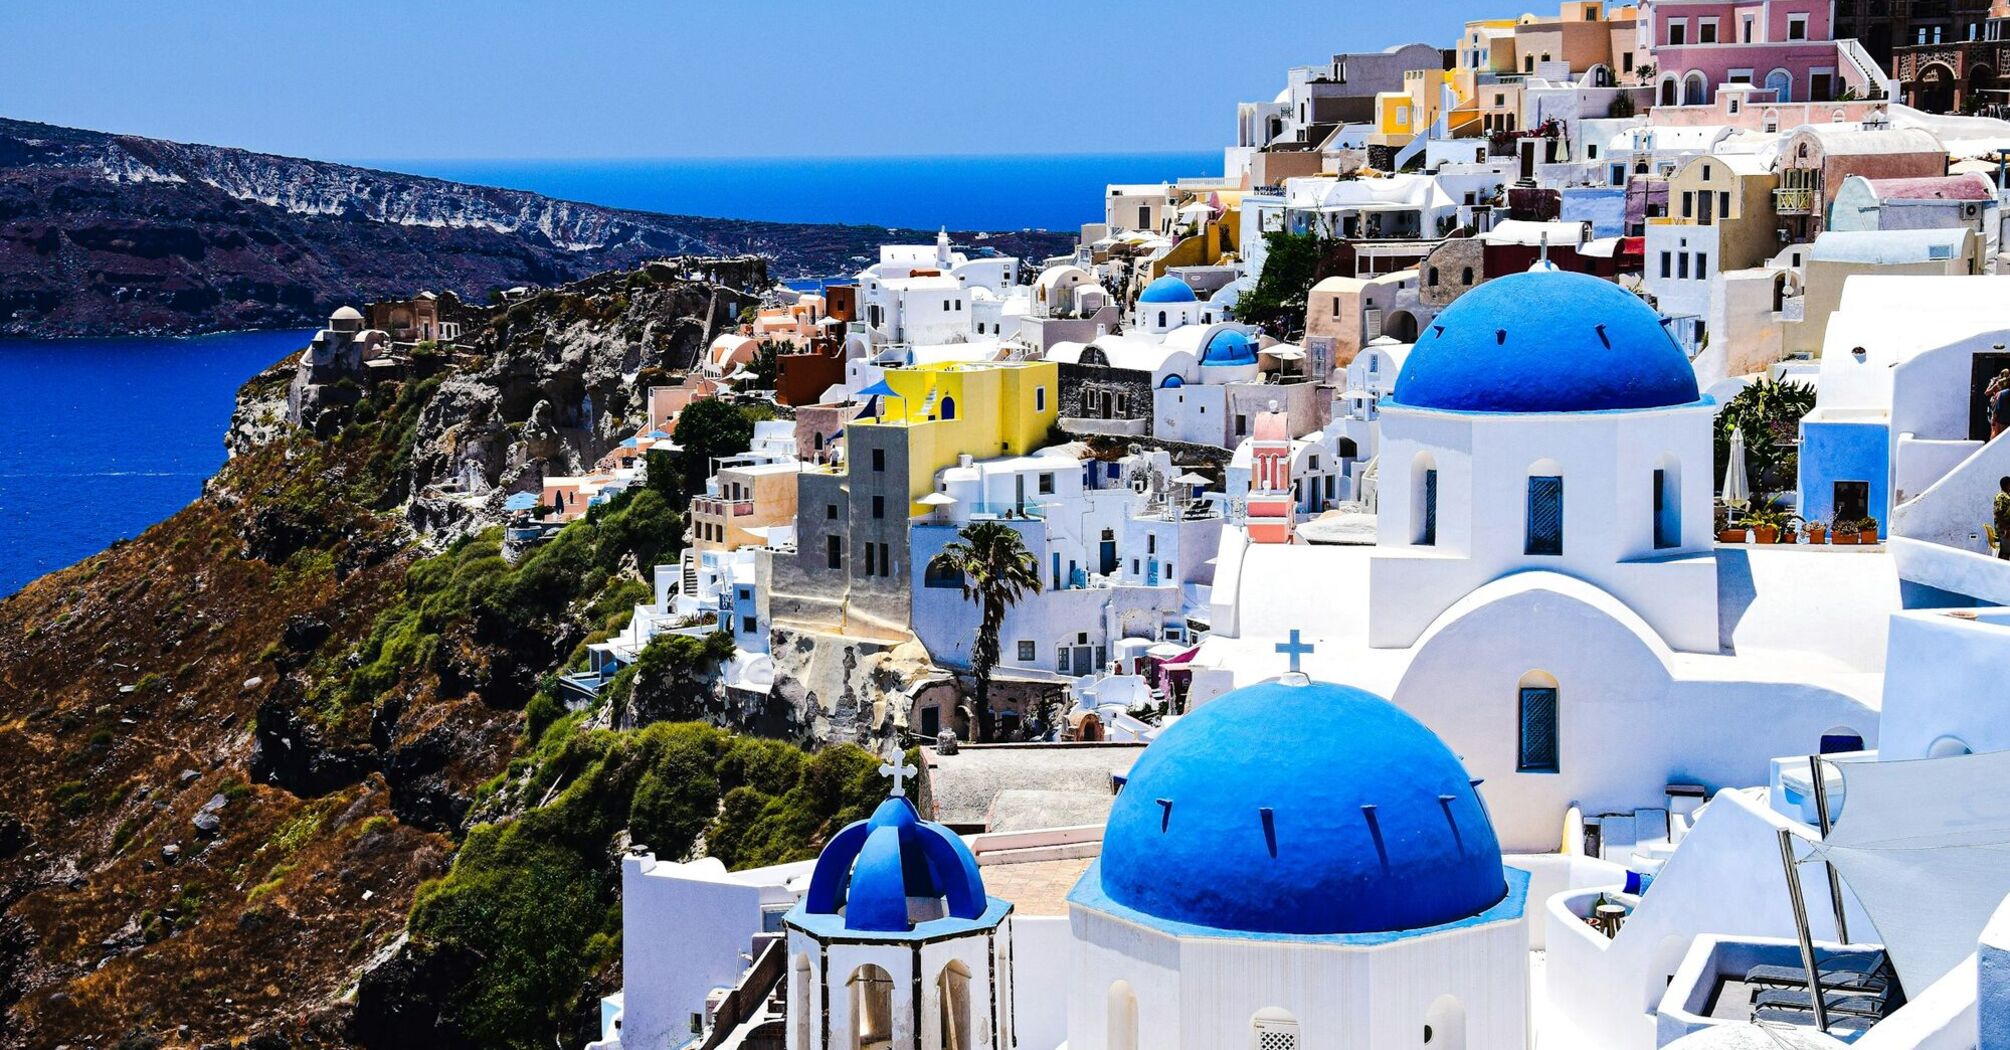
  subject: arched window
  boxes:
[792,954,814,1050]
[1653,457,1682,549]
[1428,266,1441,286]
[939,395,957,421]
[1683,71,1709,105]
[1425,994,1467,1049]
[1766,69,1793,103]
[849,964,895,1050]
[1412,452,1439,547]
[1157,310,1168,328]
[1107,981,1138,1050]
[1526,466,1564,556]
[938,960,973,1050]
[1252,1007,1301,1050]
[1461,266,1474,285]
[1518,670,1560,773]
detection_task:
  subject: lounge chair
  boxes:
[1752,987,1890,1020]
[1744,949,1888,994]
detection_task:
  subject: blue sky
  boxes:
[0,1,1471,160]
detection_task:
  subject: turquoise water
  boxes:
[0,330,310,596]
[349,152,1222,231]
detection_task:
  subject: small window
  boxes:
[741,616,757,633]
[1038,473,1055,495]
[872,495,885,519]
[1419,468,1439,546]
[1526,475,1564,556]
[864,542,876,576]
[878,542,891,576]
[826,535,842,569]
[871,448,886,472]
[1017,640,1036,662]
[827,503,838,520]
[1035,386,1047,411]
[1519,686,1560,772]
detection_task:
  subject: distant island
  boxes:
[0,117,1074,337]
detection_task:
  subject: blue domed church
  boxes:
[1065,676,1530,1050]
[784,769,1016,1050]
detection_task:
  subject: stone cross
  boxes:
[879,752,916,797]
[1275,629,1315,676]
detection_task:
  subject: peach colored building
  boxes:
[689,461,802,553]
[1776,123,1948,238]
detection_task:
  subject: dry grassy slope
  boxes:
[0,370,513,1048]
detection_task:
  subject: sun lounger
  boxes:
[1752,988,1890,1020]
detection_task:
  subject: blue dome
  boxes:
[1100,679,1506,936]
[1139,276,1198,303]
[801,797,988,933]
[1201,329,1258,366]
[1390,270,1700,413]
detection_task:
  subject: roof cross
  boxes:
[1275,629,1315,676]
[879,752,916,797]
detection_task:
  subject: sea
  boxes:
[0,330,312,596]
[0,152,1221,595]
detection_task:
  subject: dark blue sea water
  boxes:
[0,330,311,596]
[349,153,1222,231]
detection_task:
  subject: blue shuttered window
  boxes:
[1519,687,1559,772]
[1526,475,1563,555]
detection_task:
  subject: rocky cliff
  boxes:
[0,117,1074,337]
[0,261,897,1049]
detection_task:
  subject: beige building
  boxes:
[1785,228,1980,357]
[690,460,803,553]
[1667,153,1782,271]
[1303,271,1425,378]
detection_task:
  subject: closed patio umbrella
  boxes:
[1722,427,1752,511]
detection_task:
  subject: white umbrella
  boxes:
[1173,472,1212,487]
[918,491,958,521]
[1721,427,1752,510]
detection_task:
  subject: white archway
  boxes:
[937,960,973,1050]
[1683,71,1709,106]
[1107,980,1138,1050]
[1424,993,1468,1048]
[1251,1006,1301,1050]
[849,964,895,1050]
[1929,735,1973,758]
[793,954,814,1050]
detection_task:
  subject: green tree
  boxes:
[1715,377,1817,502]
[669,398,756,496]
[925,522,1041,742]
[1231,230,1334,336]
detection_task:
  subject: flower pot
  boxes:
[1833,532,1858,546]
[1862,526,1879,544]
[1755,526,1779,544]
[1719,528,1746,543]
[1807,526,1826,545]
[1780,529,1798,545]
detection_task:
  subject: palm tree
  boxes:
[926,521,1041,742]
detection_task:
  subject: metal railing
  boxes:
[691,497,756,518]
[1774,188,1815,215]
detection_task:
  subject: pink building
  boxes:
[1644,0,1885,107]
[1244,406,1296,545]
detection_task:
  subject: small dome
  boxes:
[1390,271,1700,414]
[1201,329,1257,366]
[1139,276,1198,304]
[800,797,988,933]
[1100,679,1506,936]
[330,305,364,322]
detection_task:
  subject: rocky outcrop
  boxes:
[0,117,1076,337]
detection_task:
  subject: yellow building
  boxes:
[773,359,1060,636]
[857,360,1059,513]
[1374,69,1467,147]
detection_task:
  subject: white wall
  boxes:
[622,856,800,1050]
[1391,573,1876,852]
[1878,609,2010,762]
[1371,404,1720,654]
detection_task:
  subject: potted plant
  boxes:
[1858,516,1880,544]
[1748,506,1785,544]
[1831,516,1859,546]
[1781,514,1801,545]
[1805,517,1827,545]
[1714,504,1743,543]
